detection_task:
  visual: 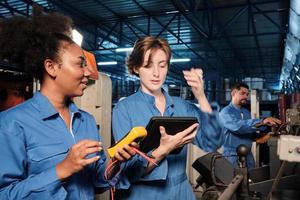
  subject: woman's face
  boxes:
[55,43,91,97]
[134,48,168,95]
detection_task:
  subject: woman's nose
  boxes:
[152,66,159,77]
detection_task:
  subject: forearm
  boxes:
[224,119,262,134]
[0,167,62,199]
[196,93,212,113]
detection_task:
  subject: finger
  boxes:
[274,119,282,124]
[82,155,100,166]
[130,142,139,149]
[76,140,101,149]
[159,126,167,137]
[81,146,103,157]
[114,152,125,162]
[178,123,199,137]
[184,75,200,82]
[195,68,203,77]
[181,129,197,143]
[116,147,132,160]
[185,81,200,88]
[122,144,137,156]
[183,70,197,78]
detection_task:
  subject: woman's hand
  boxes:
[113,142,138,162]
[183,68,212,113]
[156,123,199,156]
[56,140,102,180]
[183,68,205,100]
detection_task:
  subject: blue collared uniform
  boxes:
[112,89,223,200]
[0,92,108,200]
[219,102,266,169]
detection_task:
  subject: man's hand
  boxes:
[262,117,282,127]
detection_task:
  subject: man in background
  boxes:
[220,83,281,170]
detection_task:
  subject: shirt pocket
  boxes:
[28,142,69,173]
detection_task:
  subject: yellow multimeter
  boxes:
[107,127,147,158]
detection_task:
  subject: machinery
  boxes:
[192,104,300,200]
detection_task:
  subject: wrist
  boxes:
[153,146,169,158]
[56,162,72,180]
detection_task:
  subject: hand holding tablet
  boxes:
[139,116,199,154]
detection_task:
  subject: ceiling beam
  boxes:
[248,0,266,77]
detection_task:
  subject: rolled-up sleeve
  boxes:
[190,103,224,152]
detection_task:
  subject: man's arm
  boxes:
[219,109,263,134]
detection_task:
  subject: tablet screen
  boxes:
[139,116,198,154]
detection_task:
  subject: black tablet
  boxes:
[139,116,198,154]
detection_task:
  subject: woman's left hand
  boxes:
[183,68,205,100]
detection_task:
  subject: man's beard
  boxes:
[240,99,248,106]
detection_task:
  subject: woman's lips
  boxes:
[151,80,160,84]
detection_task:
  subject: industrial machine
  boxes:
[192,103,300,200]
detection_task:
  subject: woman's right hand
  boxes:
[56,140,102,180]
[156,123,199,156]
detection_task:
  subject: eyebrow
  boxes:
[144,60,167,64]
[159,60,167,64]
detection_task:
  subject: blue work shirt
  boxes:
[112,89,223,200]
[0,92,108,200]
[219,102,266,169]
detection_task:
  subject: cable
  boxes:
[104,148,158,200]
[104,159,120,200]
[131,147,158,166]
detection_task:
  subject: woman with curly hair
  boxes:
[0,11,136,199]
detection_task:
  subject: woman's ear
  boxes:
[44,58,58,78]
[133,67,139,75]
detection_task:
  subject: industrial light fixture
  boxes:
[115,47,133,52]
[170,58,191,63]
[72,29,83,47]
[97,61,117,66]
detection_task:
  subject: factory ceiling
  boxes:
[0,0,289,90]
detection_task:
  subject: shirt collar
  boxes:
[137,88,174,108]
[31,92,80,119]
[230,101,242,111]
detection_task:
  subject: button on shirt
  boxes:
[0,92,108,200]
[112,89,223,200]
[219,102,265,169]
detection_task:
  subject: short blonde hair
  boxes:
[127,36,171,76]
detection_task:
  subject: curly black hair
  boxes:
[0,6,74,81]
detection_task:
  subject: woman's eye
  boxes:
[78,61,87,68]
[159,65,167,68]
[143,64,151,69]
[77,63,84,68]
